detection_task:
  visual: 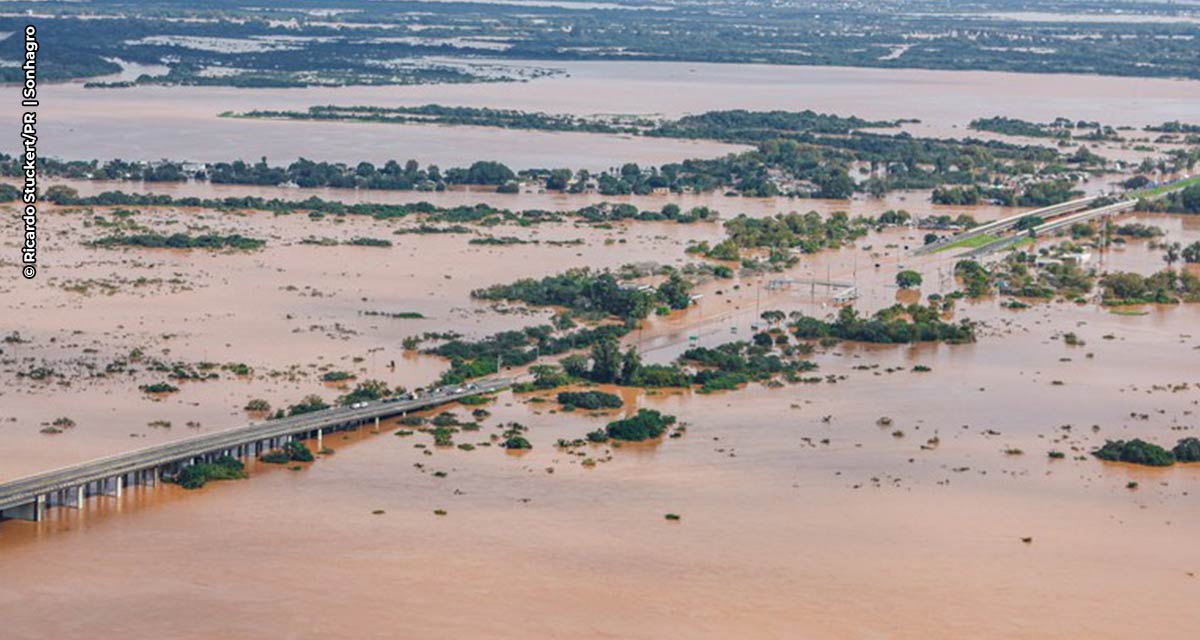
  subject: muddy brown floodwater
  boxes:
[2,61,1200,639]
[6,59,1200,167]
[1,192,1198,639]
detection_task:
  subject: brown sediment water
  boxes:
[1,191,1198,638]
[2,58,1200,637]
[20,176,1025,221]
[5,60,1199,168]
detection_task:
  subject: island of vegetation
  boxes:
[557,391,624,411]
[11,105,1124,202]
[425,260,972,394]
[1093,438,1200,467]
[596,410,677,443]
[42,187,720,228]
[230,105,908,141]
[969,116,1122,142]
[12,2,1200,87]
[171,455,247,490]
[90,232,266,251]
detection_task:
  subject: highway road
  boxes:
[913,196,1097,255]
[960,199,1138,259]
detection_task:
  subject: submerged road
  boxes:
[0,378,510,523]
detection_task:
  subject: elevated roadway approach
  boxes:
[915,196,1098,256]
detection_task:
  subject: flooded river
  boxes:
[1,61,1199,639]
[7,59,1200,168]
[1,196,1198,638]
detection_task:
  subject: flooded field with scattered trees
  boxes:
[2,45,1200,640]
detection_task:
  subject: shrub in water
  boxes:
[556,391,623,410]
[502,436,533,450]
[175,455,246,490]
[1092,439,1174,467]
[1172,437,1200,463]
[605,409,677,442]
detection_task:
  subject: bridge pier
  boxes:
[131,468,152,487]
[67,485,85,509]
[0,495,45,522]
[101,476,123,499]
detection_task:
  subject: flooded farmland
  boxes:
[7,60,1200,168]
[2,58,1200,640]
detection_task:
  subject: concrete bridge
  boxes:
[1025,199,1138,236]
[961,199,1138,259]
[0,379,510,523]
[914,196,1098,255]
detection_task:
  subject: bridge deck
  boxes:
[0,379,509,514]
[961,200,1137,259]
[914,196,1097,255]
